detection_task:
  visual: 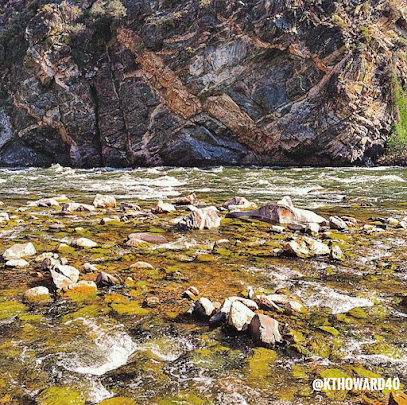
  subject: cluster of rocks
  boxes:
[185,286,309,348]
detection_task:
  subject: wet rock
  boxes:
[63,280,97,293]
[397,220,407,229]
[93,194,117,208]
[23,286,51,304]
[288,222,306,232]
[50,264,80,289]
[329,216,348,231]
[209,296,258,326]
[284,236,330,258]
[28,197,59,207]
[0,212,9,222]
[305,222,320,236]
[330,245,345,261]
[152,200,176,214]
[49,222,65,230]
[96,271,119,287]
[228,300,255,332]
[126,233,167,246]
[74,237,97,248]
[120,202,141,212]
[182,290,198,301]
[342,216,357,224]
[3,242,36,260]
[144,296,159,308]
[129,261,155,270]
[285,300,308,315]
[389,391,407,405]
[175,193,198,205]
[100,216,120,225]
[83,262,99,272]
[255,295,283,312]
[270,225,285,233]
[193,297,215,318]
[175,206,221,230]
[249,314,282,347]
[188,286,199,296]
[229,196,326,225]
[387,217,399,226]
[223,197,255,211]
[5,259,29,268]
[61,203,95,212]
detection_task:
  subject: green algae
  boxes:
[157,393,207,404]
[319,368,351,400]
[37,387,85,405]
[97,398,138,405]
[248,348,278,380]
[348,307,368,319]
[0,301,27,320]
[318,326,340,336]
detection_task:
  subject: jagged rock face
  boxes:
[0,0,406,167]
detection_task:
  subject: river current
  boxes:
[0,165,406,405]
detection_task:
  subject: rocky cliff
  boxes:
[0,0,406,167]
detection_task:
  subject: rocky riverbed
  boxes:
[0,166,407,405]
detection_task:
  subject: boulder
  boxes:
[126,233,167,246]
[228,196,326,225]
[284,236,330,258]
[209,296,259,326]
[228,300,255,331]
[74,238,97,248]
[96,271,119,287]
[329,216,348,231]
[83,262,99,272]
[270,225,285,233]
[50,265,80,289]
[3,242,36,260]
[93,194,117,208]
[387,217,399,226]
[5,259,29,268]
[120,202,141,212]
[176,206,221,230]
[152,200,176,214]
[193,297,215,318]
[23,286,51,304]
[249,314,282,347]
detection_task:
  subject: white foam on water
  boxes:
[60,319,138,376]
[84,377,113,403]
[298,284,374,314]
[139,336,194,362]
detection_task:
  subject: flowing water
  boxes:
[0,165,407,405]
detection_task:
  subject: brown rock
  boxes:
[249,314,282,347]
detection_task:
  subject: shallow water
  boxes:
[0,165,406,405]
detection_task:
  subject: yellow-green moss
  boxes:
[37,387,85,405]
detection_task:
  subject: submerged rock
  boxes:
[175,206,221,230]
[23,286,51,304]
[126,233,167,246]
[129,261,155,270]
[3,242,36,260]
[93,194,117,208]
[249,314,282,347]
[284,236,330,258]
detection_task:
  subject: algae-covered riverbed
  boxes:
[0,165,406,405]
